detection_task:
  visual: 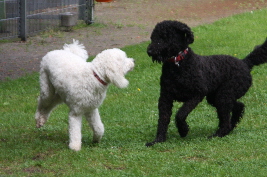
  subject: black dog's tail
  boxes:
[243,38,267,70]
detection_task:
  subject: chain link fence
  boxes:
[0,0,94,41]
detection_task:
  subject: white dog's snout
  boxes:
[129,58,135,70]
[130,58,135,65]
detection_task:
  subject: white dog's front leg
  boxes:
[68,113,83,151]
[85,109,104,143]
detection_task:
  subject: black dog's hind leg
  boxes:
[146,96,173,147]
[212,107,232,138]
[231,101,245,128]
[209,94,236,138]
[209,99,244,138]
[175,96,204,137]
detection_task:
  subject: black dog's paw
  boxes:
[177,122,189,137]
[207,132,226,139]
[208,131,223,139]
[178,128,189,137]
[146,140,165,147]
[146,141,156,147]
[208,128,232,139]
[146,136,166,147]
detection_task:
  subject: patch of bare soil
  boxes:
[0,0,266,80]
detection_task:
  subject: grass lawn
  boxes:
[1,9,267,176]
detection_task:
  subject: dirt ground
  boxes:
[0,0,266,81]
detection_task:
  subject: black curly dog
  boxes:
[146,20,267,146]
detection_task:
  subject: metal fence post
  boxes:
[0,0,6,33]
[85,0,94,24]
[79,0,85,20]
[19,0,27,41]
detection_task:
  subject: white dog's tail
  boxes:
[63,39,89,61]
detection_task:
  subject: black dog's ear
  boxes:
[172,21,194,45]
[182,26,194,45]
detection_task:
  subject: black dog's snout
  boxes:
[147,46,155,57]
[147,44,152,56]
[147,49,153,56]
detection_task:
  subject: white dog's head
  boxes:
[92,48,135,88]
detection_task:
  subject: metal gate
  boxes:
[0,0,94,41]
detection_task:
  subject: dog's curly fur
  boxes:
[35,40,135,151]
[146,20,267,146]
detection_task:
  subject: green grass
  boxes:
[1,9,267,176]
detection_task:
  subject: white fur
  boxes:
[35,40,135,151]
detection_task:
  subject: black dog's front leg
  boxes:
[146,96,173,147]
[175,96,204,137]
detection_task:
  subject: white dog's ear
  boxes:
[106,70,129,88]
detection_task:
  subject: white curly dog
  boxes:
[35,40,135,151]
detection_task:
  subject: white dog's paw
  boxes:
[35,113,46,128]
[91,123,104,143]
[92,135,102,143]
[69,142,81,151]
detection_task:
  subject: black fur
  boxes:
[146,20,267,147]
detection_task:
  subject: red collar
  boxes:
[168,48,188,66]
[93,71,108,86]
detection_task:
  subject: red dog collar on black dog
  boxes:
[168,48,189,66]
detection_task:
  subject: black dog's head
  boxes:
[147,20,194,63]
